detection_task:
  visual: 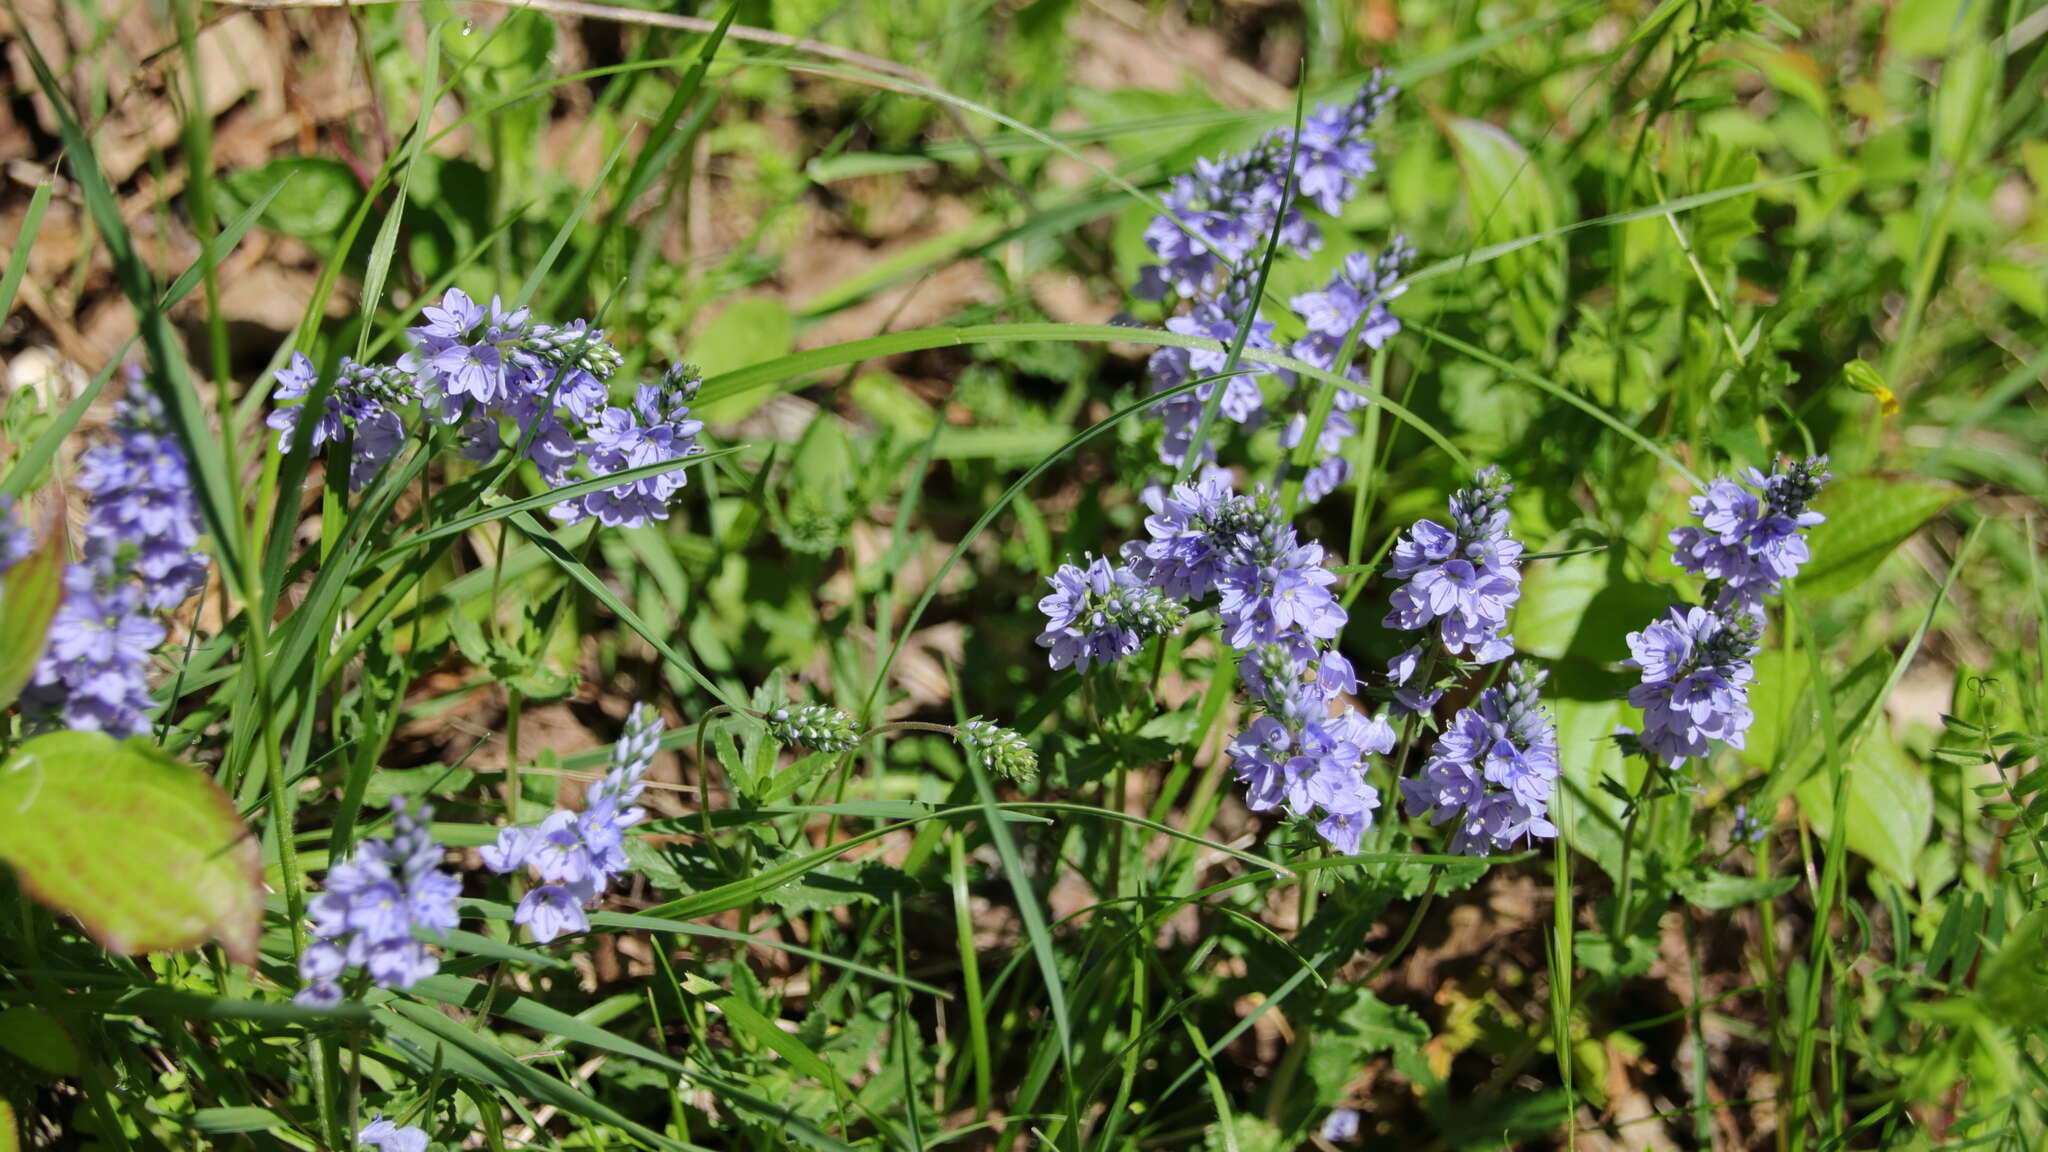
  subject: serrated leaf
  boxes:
[1670,867,1798,910]
[761,858,918,914]
[0,732,261,963]
[0,510,65,710]
[1795,474,1958,599]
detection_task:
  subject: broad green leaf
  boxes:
[1671,868,1798,910]
[1795,474,1957,599]
[0,512,65,710]
[1305,986,1430,1101]
[1515,554,1670,666]
[0,1007,79,1077]
[1794,727,1932,887]
[1551,698,1630,875]
[693,296,796,424]
[0,732,261,964]
[217,158,362,241]
[715,989,850,1097]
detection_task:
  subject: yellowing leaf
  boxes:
[0,732,261,964]
[0,509,66,711]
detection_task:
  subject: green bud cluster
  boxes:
[766,704,861,754]
[959,718,1037,781]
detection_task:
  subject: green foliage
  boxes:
[0,732,260,963]
[0,0,2043,1147]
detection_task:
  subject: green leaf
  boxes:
[0,512,65,711]
[0,1007,79,1077]
[1515,554,1671,667]
[1670,868,1798,910]
[692,296,796,424]
[217,158,362,241]
[1305,986,1430,1101]
[0,733,261,963]
[1551,698,1630,876]
[1795,474,1958,599]
[1794,727,1933,887]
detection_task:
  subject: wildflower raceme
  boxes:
[1034,555,1188,670]
[1401,663,1560,854]
[1669,455,1832,613]
[1623,605,1761,765]
[26,386,208,737]
[1621,457,1830,767]
[482,704,664,943]
[297,800,461,1005]
[1227,646,1392,855]
[269,290,706,528]
[1134,75,1408,474]
[1381,467,1523,713]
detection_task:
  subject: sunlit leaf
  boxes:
[0,732,261,963]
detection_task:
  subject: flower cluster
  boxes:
[1382,468,1523,709]
[1621,457,1830,766]
[267,354,412,489]
[482,704,663,943]
[1623,606,1760,765]
[1669,456,1831,612]
[1276,242,1414,502]
[1122,469,1347,652]
[1135,74,1394,302]
[1032,469,1379,850]
[959,718,1038,781]
[297,799,460,1005]
[359,1118,429,1152]
[1400,663,1560,855]
[766,702,863,754]
[268,290,705,529]
[1227,655,1392,855]
[1034,555,1189,670]
[26,387,208,737]
[1135,77,1406,481]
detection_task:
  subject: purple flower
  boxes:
[1133,76,1400,475]
[515,885,589,944]
[359,1117,429,1152]
[548,370,706,530]
[482,705,664,943]
[1227,641,1394,854]
[1320,1107,1362,1142]
[1136,74,1395,301]
[296,799,460,1005]
[1035,556,1188,670]
[1382,468,1522,665]
[24,386,211,737]
[1623,605,1760,764]
[1287,241,1413,395]
[266,353,415,489]
[1401,664,1559,855]
[1669,456,1831,611]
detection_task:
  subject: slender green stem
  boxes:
[1611,753,1664,943]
